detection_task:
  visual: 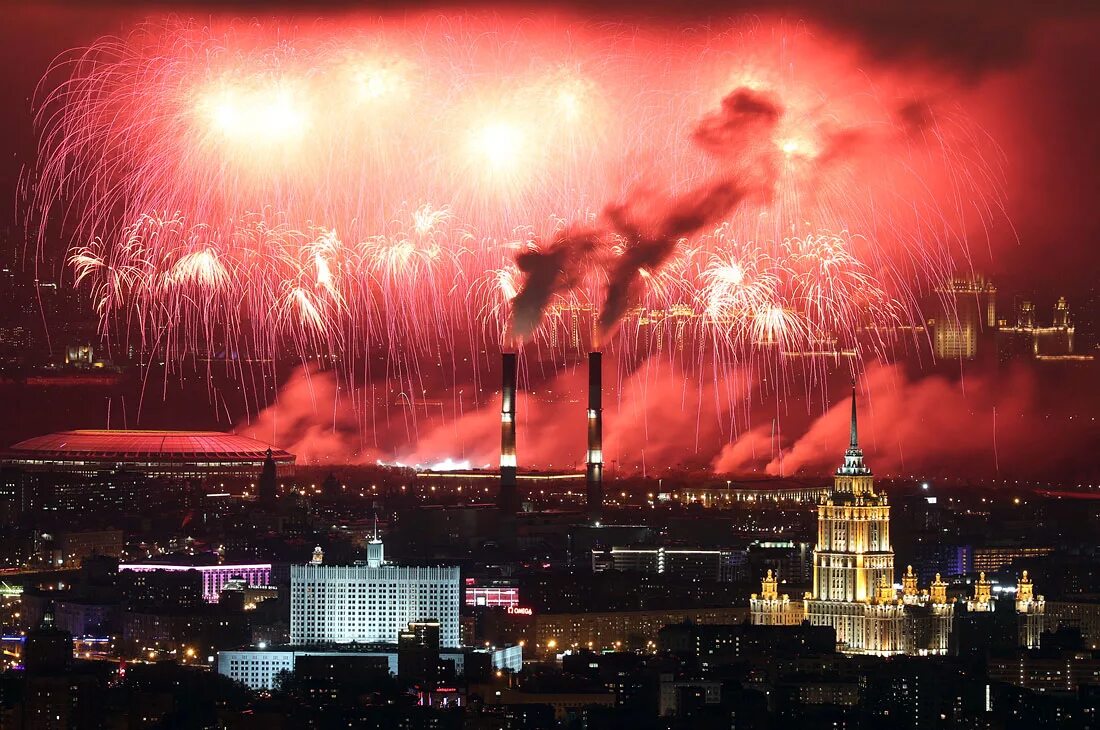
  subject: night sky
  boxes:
[2,1,1099,482]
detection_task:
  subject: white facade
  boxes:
[219,649,299,690]
[218,649,398,690]
[218,645,523,691]
[290,563,461,647]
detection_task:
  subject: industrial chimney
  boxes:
[586,351,603,523]
[499,351,518,513]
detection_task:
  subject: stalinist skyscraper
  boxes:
[753,384,953,655]
[803,385,911,653]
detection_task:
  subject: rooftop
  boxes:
[4,429,293,463]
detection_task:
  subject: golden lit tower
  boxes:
[1016,570,1046,648]
[930,573,948,605]
[804,383,904,653]
[750,570,803,626]
[811,384,892,603]
[967,571,993,612]
[902,565,919,603]
[755,384,954,654]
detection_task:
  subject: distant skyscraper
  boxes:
[749,570,804,626]
[1016,571,1047,649]
[1000,296,1076,360]
[753,385,954,655]
[933,278,996,360]
[1017,299,1036,329]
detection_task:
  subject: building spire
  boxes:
[835,379,871,480]
[849,379,858,449]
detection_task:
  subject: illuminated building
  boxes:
[987,651,1100,694]
[750,570,805,626]
[967,571,994,612]
[998,296,1081,362]
[218,644,522,691]
[3,429,294,480]
[756,386,954,655]
[524,606,747,653]
[464,578,519,609]
[963,570,1049,649]
[290,535,461,647]
[971,545,1055,574]
[119,561,272,604]
[932,278,996,360]
[1016,571,1047,649]
[672,481,828,507]
[63,343,95,366]
[591,546,743,583]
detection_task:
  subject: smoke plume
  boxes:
[711,360,1100,479]
[239,367,380,464]
[512,88,782,338]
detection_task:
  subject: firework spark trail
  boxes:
[26,16,1003,446]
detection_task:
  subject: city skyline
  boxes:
[0,3,1099,727]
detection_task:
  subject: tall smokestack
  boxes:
[499,352,518,513]
[586,351,603,523]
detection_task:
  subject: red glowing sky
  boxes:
[4,2,1098,289]
[2,2,1099,480]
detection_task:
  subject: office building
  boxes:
[591,546,742,582]
[120,560,272,604]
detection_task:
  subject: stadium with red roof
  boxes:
[2,430,294,479]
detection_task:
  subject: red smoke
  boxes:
[712,361,1099,480]
[239,367,381,464]
[243,357,1100,483]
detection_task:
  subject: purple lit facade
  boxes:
[119,563,272,603]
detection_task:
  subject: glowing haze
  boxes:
[24,14,1016,473]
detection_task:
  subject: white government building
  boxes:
[290,537,461,648]
[218,535,525,690]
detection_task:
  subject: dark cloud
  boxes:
[511,87,782,338]
[692,89,782,157]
